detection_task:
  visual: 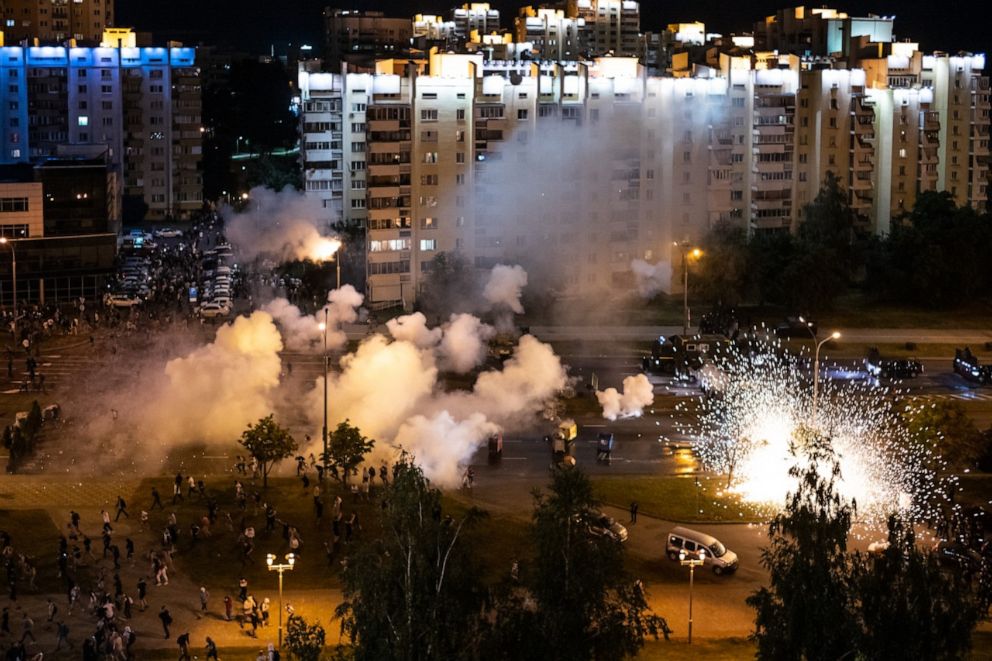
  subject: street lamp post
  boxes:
[266,552,296,648]
[675,242,702,336]
[319,308,329,478]
[679,548,706,644]
[812,331,841,426]
[0,238,17,339]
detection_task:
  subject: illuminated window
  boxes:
[419,239,437,251]
[369,239,411,252]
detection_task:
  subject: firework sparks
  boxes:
[677,335,953,526]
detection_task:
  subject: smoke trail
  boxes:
[630,259,673,298]
[596,373,655,420]
[393,412,498,488]
[223,186,341,262]
[263,298,322,351]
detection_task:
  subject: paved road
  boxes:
[530,325,992,344]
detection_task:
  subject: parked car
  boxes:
[775,316,816,339]
[198,302,230,319]
[586,509,628,543]
[666,526,739,574]
[865,347,923,379]
[153,227,183,238]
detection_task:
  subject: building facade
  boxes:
[0,44,202,221]
[1,0,114,44]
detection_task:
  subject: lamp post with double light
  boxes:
[266,552,296,648]
[812,331,841,426]
[679,547,706,644]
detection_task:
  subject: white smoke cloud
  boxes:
[307,331,568,488]
[630,259,673,298]
[223,186,341,262]
[393,412,498,488]
[148,311,284,442]
[596,373,655,421]
[438,313,495,374]
[483,264,528,314]
[386,312,443,348]
[263,298,322,351]
[263,285,363,352]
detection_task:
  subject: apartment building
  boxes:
[450,3,501,41]
[324,9,413,69]
[0,43,202,221]
[515,7,585,60]
[299,40,988,307]
[571,0,640,57]
[754,6,893,58]
[2,0,114,44]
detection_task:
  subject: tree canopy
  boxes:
[327,420,375,486]
[239,415,297,488]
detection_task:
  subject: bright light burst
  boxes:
[308,236,342,262]
[678,335,954,526]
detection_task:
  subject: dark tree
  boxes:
[326,420,375,487]
[747,434,859,660]
[496,468,667,661]
[417,252,478,321]
[852,515,981,660]
[239,415,297,488]
[336,459,488,661]
[693,221,752,307]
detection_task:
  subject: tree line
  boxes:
[692,174,992,312]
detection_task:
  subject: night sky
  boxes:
[116,0,990,57]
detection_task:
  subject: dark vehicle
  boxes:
[487,432,503,464]
[642,334,729,378]
[596,432,614,464]
[698,309,741,338]
[865,347,923,379]
[954,348,992,385]
[775,316,816,339]
[934,540,983,571]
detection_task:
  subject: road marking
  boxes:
[585,424,607,428]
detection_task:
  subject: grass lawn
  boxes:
[592,475,768,523]
[126,477,372,596]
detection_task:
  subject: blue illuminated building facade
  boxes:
[0,45,202,220]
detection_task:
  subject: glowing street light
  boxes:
[318,310,329,478]
[674,242,703,336]
[812,331,841,426]
[0,237,17,338]
[266,552,296,648]
[679,547,706,644]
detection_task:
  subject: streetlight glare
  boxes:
[318,322,326,332]
[691,248,703,259]
[831,331,841,339]
[0,237,7,244]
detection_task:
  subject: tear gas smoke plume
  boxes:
[596,373,655,420]
[263,285,364,352]
[65,312,287,472]
[223,186,342,263]
[483,264,528,314]
[630,259,673,298]
[306,320,568,488]
[387,311,495,374]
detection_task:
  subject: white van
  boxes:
[666,526,739,575]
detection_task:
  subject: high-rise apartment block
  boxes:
[450,3,501,41]
[301,5,988,307]
[1,0,114,44]
[0,40,202,220]
[324,9,413,69]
